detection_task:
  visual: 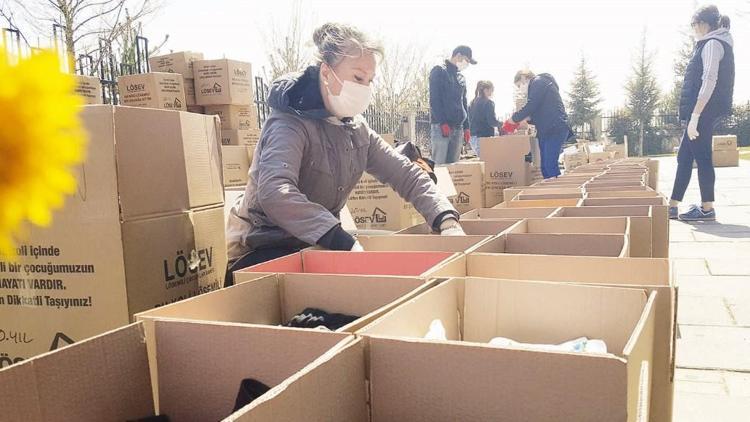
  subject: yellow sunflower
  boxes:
[0,47,87,258]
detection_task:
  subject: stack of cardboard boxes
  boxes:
[712,135,739,167]
[148,51,205,113]
[0,105,226,365]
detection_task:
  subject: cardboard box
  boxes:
[563,151,588,171]
[712,135,738,151]
[466,254,675,422]
[137,273,432,334]
[186,105,205,114]
[221,128,261,147]
[234,250,465,280]
[713,149,739,167]
[480,135,532,206]
[503,186,583,202]
[117,72,186,111]
[0,321,368,422]
[184,77,196,105]
[461,207,558,219]
[359,278,655,422]
[552,206,657,258]
[221,145,252,187]
[346,174,422,231]
[508,217,630,236]
[194,59,253,105]
[444,161,485,214]
[0,105,226,362]
[148,51,204,79]
[356,234,493,254]
[474,232,629,257]
[73,75,102,104]
[586,190,660,199]
[505,196,583,208]
[606,143,628,159]
[206,104,259,130]
[396,219,520,236]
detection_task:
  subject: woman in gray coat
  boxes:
[225,23,463,284]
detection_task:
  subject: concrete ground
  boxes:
[655,157,750,421]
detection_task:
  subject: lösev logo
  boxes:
[455,192,471,204]
[234,68,247,78]
[164,98,183,109]
[163,247,215,282]
[0,352,24,367]
[125,83,146,92]
[354,207,387,225]
[200,82,222,95]
[489,171,514,179]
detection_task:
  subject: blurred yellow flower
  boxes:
[0,47,87,258]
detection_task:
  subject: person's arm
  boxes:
[693,39,725,116]
[511,79,545,123]
[364,129,458,229]
[429,67,447,124]
[256,123,353,249]
[462,79,470,129]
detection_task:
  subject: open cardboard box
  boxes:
[233,250,466,280]
[474,232,629,257]
[551,206,663,258]
[462,207,559,219]
[466,254,675,422]
[396,219,520,235]
[502,186,583,201]
[356,234,493,254]
[505,195,584,208]
[585,185,652,193]
[584,196,667,207]
[358,277,655,422]
[507,217,630,236]
[0,320,368,422]
[586,190,660,198]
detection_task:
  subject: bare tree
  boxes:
[0,0,161,59]
[261,0,313,82]
[372,40,431,114]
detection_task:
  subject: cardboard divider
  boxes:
[358,278,656,422]
[505,233,628,257]
[586,190,660,198]
[584,197,667,207]
[235,250,463,278]
[396,219,521,235]
[461,207,559,219]
[552,206,655,258]
[510,217,630,235]
[506,197,584,208]
[503,187,583,201]
[466,254,675,422]
[356,234,493,254]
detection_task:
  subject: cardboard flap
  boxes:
[434,166,458,197]
[524,217,629,234]
[368,337,628,422]
[556,205,651,217]
[624,292,657,422]
[0,324,153,422]
[136,274,282,325]
[465,207,558,219]
[228,337,368,422]
[466,254,671,286]
[584,197,666,206]
[463,278,649,354]
[504,233,626,257]
[280,274,430,330]
[155,319,349,422]
[238,253,304,274]
[358,279,464,341]
[302,251,454,276]
[181,111,224,209]
[508,197,583,208]
[397,219,520,235]
[356,235,491,253]
[586,191,659,199]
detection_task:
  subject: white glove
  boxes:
[687,113,700,141]
[439,218,466,236]
[350,240,364,252]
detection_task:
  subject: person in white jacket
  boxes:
[670,5,735,221]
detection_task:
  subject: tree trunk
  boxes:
[639,122,645,157]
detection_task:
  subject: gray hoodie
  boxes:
[226,66,457,261]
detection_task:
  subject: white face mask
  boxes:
[324,67,372,118]
[457,59,469,71]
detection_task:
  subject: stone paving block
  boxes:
[678,296,735,326]
[706,258,750,276]
[673,391,750,422]
[673,259,709,277]
[677,325,750,371]
[724,372,750,397]
[671,242,742,259]
[676,276,750,302]
[693,230,750,242]
[728,303,750,327]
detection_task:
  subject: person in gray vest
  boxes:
[224,23,464,285]
[670,5,734,221]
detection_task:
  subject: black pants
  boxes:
[670,115,719,203]
[224,246,301,287]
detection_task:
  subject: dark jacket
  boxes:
[512,73,572,139]
[226,66,458,261]
[469,97,501,137]
[679,31,735,120]
[429,60,469,128]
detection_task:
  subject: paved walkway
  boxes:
[655,157,750,421]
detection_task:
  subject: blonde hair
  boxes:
[514,69,535,84]
[313,22,384,67]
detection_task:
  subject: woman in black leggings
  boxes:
[670,5,734,221]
